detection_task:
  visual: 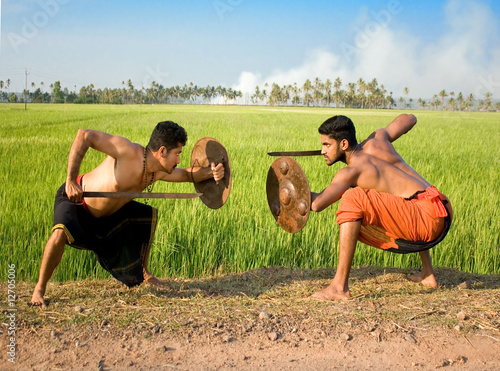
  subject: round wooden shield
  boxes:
[266,157,310,233]
[190,137,231,209]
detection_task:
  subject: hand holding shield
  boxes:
[191,137,232,209]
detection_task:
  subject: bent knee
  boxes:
[336,188,367,225]
[51,228,69,245]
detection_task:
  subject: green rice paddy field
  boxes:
[1,103,498,281]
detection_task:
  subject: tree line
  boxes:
[0,77,498,111]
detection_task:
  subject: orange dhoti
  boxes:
[336,186,452,253]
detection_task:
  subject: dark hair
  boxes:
[318,115,357,147]
[147,121,187,151]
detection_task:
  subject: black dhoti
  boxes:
[52,183,158,287]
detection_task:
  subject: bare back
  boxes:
[352,129,431,198]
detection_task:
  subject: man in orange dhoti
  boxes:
[310,114,452,300]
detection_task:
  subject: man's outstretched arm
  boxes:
[311,167,355,212]
[157,163,225,183]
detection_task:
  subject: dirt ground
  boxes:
[1,266,500,370]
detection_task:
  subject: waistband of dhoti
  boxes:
[408,186,448,218]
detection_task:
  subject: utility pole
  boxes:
[24,68,29,111]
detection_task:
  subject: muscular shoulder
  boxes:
[363,129,390,145]
[333,164,360,187]
[361,130,397,157]
[112,138,142,160]
[84,129,141,160]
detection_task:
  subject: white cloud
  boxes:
[233,0,500,99]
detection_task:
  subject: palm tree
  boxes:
[380,85,387,107]
[313,89,324,107]
[324,79,332,107]
[456,92,464,111]
[357,78,366,108]
[385,93,395,109]
[222,87,229,104]
[402,87,409,108]
[269,83,284,106]
[302,79,312,106]
[292,83,300,106]
[332,77,342,107]
[345,83,356,108]
[252,85,261,104]
[438,90,448,110]
[313,77,323,107]
[200,85,211,104]
[366,78,379,108]
[482,92,493,111]
[466,93,475,111]
[448,98,457,111]
[281,85,291,106]
[261,89,267,105]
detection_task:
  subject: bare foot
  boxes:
[309,285,350,301]
[144,275,168,286]
[29,286,47,308]
[143,269,168,286]
[408,271,438,288]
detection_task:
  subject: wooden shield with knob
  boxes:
[266,157,310,233]
[190,137,232,209]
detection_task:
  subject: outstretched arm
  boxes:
[378,114,417,142]
[158,163,224,183]
[311,167,356,212]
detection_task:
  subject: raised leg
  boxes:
[30,228,67,308]
[310,220,361,300]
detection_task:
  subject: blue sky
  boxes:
[1,0,499,99]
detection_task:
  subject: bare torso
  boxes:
[79,144,154,218]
